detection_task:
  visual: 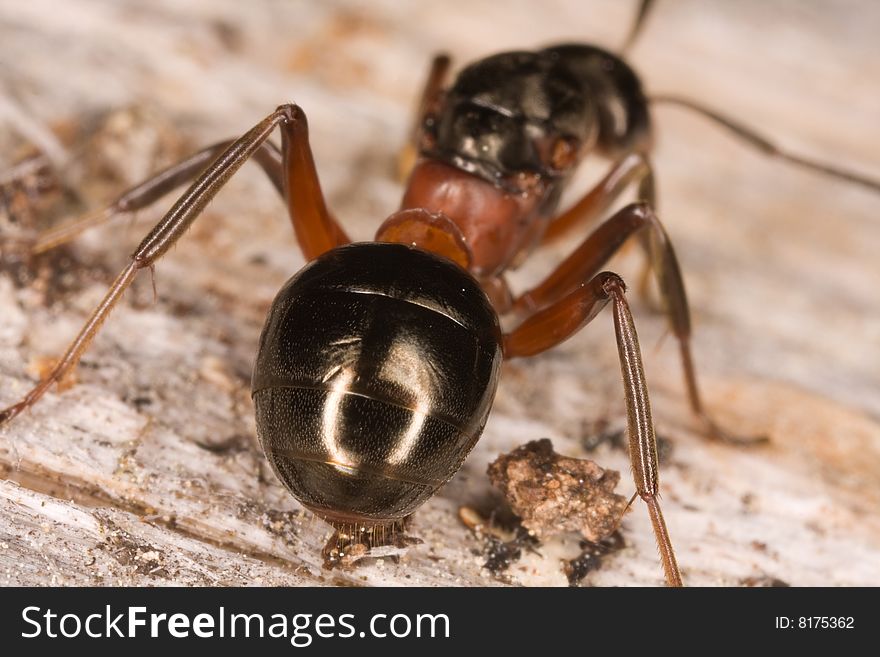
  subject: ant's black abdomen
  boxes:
[426,44,650,186]
[252,243,503,525]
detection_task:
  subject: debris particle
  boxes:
[740,493,759,513]
[259,509,300,547]
[457,505,507,540]
[99,520,171,578]
[482,535,520,574]
[458,505,484,532]
[563,533,626,586]
[27,356,77,391]
[741,575,790,587]
[482,528,540,577]
[487,438,628,542]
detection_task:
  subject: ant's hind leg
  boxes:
[514,201,765,445]
[505,272,682,587]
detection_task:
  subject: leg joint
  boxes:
[622,200,657,226]
[275,103,304,125]
[598,271,627,298]
[639,489,659,503]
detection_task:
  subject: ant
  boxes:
[0,1,877,587]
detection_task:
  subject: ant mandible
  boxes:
[1,1,878,587]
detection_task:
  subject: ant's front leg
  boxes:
[517,201,766,445]
[0,104,347,425]
[505,271,681,587]
[398,53,452,181]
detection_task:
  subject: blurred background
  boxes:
[0,0,878,586]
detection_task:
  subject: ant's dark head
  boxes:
[251,242,503,526]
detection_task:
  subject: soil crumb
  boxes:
[487,438,628,542]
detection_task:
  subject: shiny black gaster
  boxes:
[252,243,503,524]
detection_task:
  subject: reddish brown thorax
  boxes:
[376,160,549,278]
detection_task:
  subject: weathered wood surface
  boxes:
[0,0,878,586]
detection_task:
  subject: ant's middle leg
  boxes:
[513,201,765,445]
[540,151,654,244]
[539,151,658,303]
[0,104,346,425]
[24,141,284,256]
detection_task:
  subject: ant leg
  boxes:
[621,0,656,53]
[651,95,880,194]
[280,106,349,259]
[27,141,284,255]
[514,201,765,445]
[0,104,344,424]
[399,54,452,181]
[505,272,682,587]
[30,103,347,262]
[516,202,667,316]
[541,151,654,243]
[539,151,657,304]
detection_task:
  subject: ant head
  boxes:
[252,242,503,525]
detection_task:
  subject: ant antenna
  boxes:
[621,0,656,53]
[650,95,880,194]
